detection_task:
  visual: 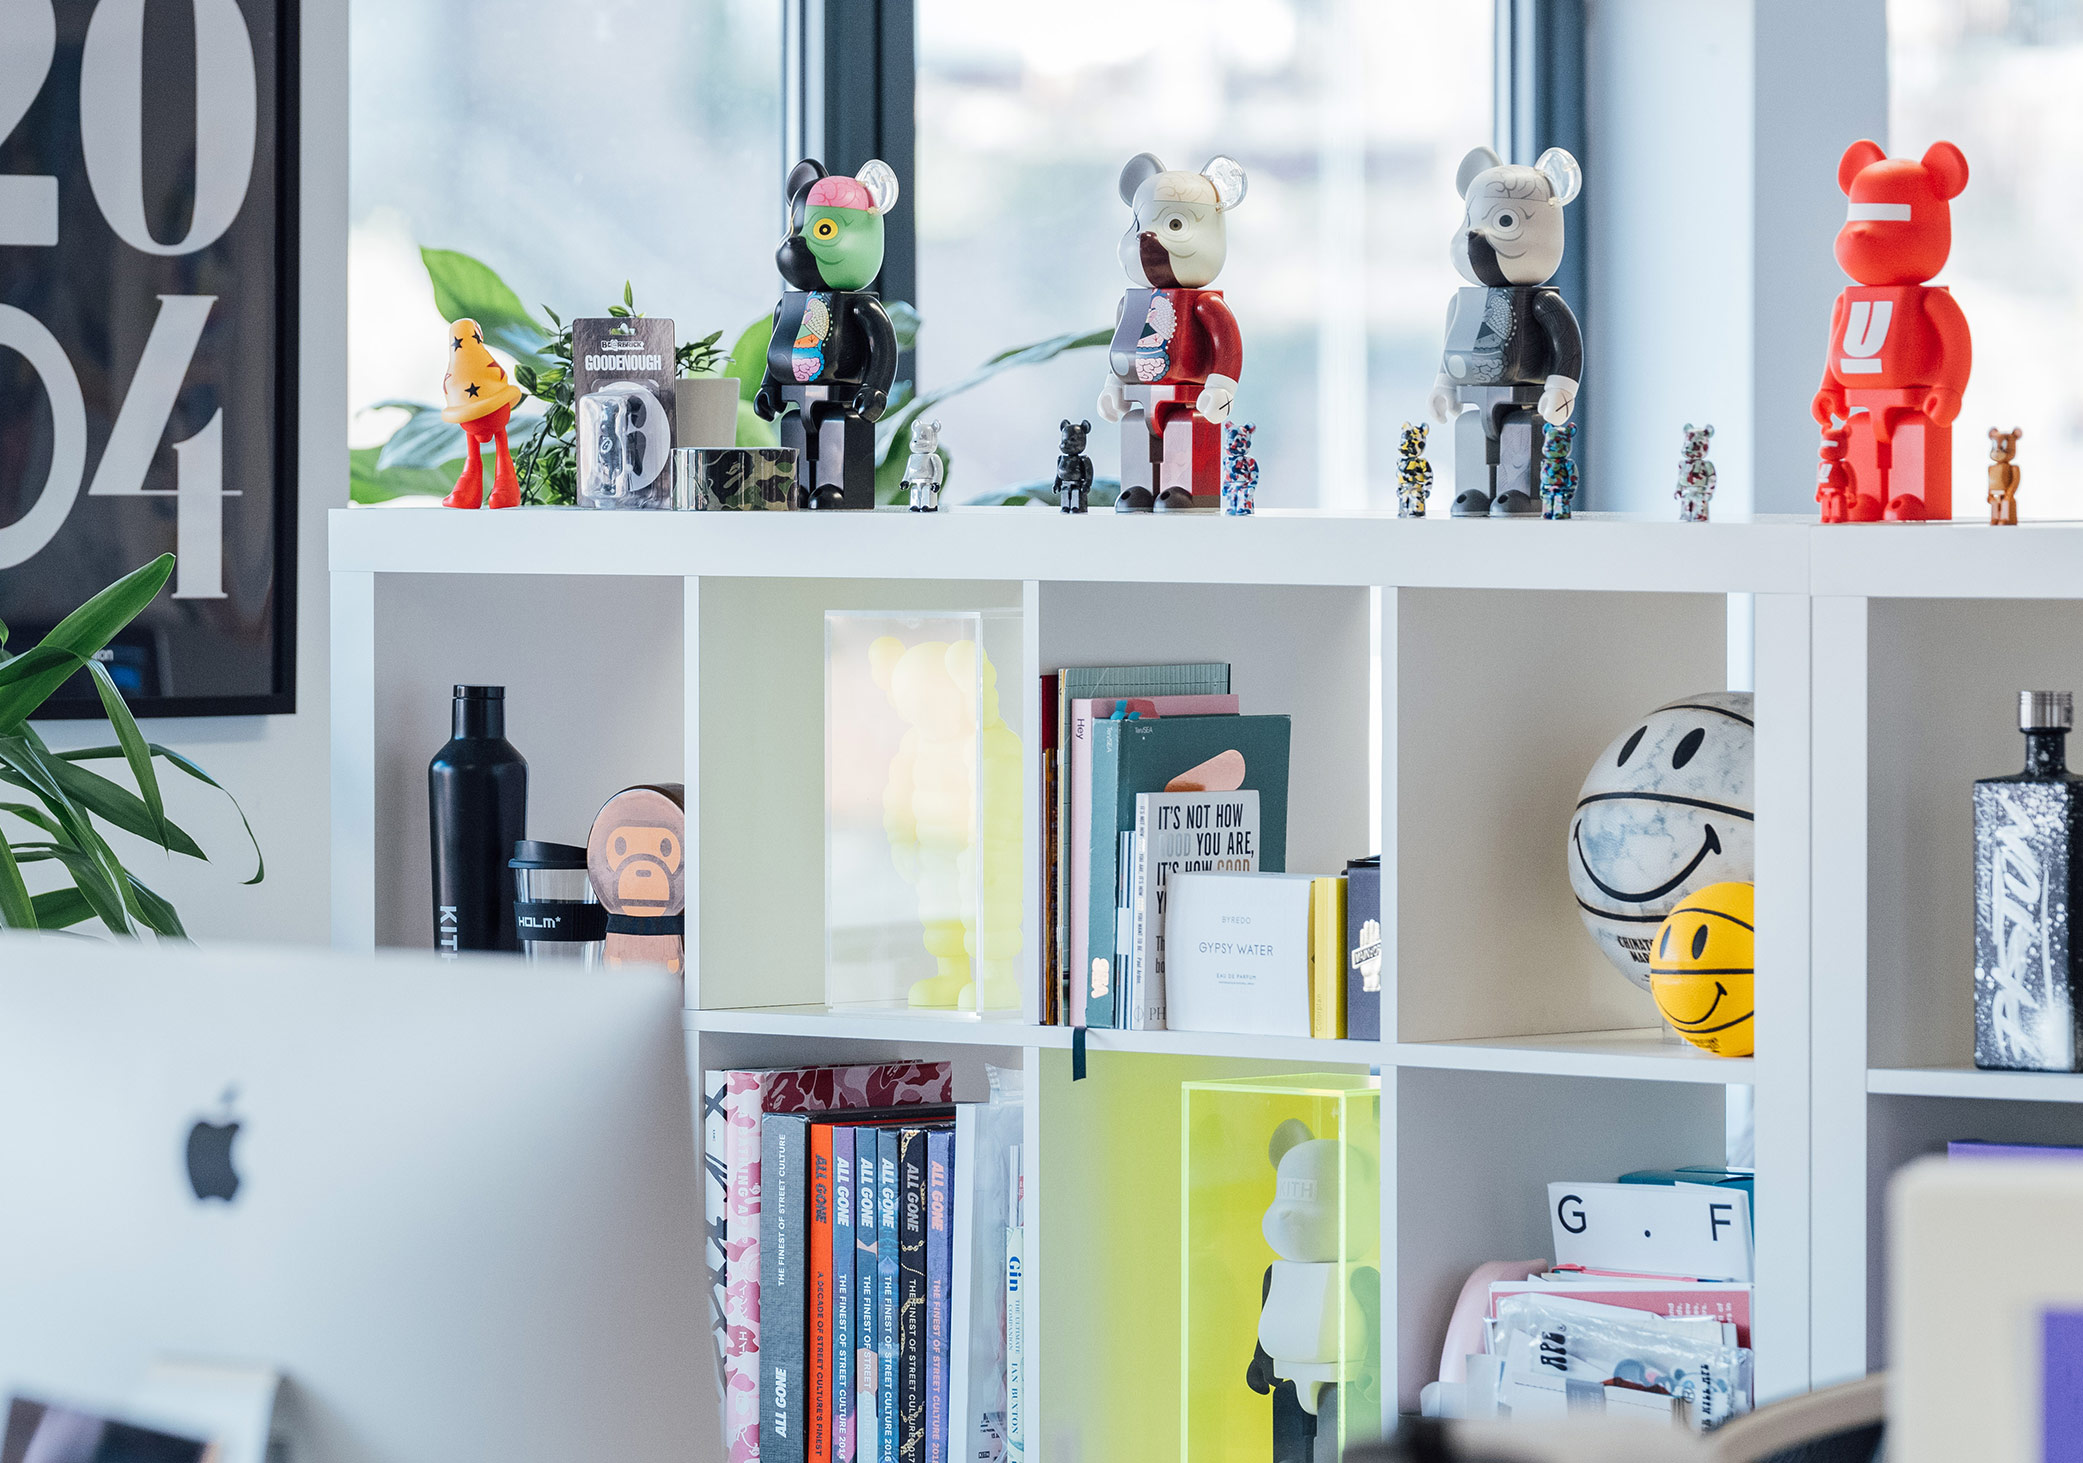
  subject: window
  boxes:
[348,0,782,463]
[1891,0,2083,517]
[911,1,1495,509]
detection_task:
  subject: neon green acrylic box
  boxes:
[1182,1072,1381,1462]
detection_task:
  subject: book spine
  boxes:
[1344,861,1382,1043]
[1311,877,1348,1039]
[1085,718,1124,1028]
[834,1128,855,1463]
[925,1130,953,1463]
[857,1130,882,1463]
[704,1070,731,1412]
[1067,701,1094,1026]
[1004,1224,1024,1463]
[762,1113,811,1463]
[898,1130,929,1461]
[1040,673,1058,1027]
[725,1075,770,1463]
[1130,799,1152,1031]
[878,1132,901,1463]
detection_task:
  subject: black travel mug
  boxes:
[429,685,528,954]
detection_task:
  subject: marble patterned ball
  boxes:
[1568,690,1755,991]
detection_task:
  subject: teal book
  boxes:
[1086,713,1290,1028]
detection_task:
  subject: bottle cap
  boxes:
[2020,691,2073,732]
[453,684,505,700]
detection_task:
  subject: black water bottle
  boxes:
[429,684,527,954]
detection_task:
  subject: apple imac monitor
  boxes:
[0,936,709,1463]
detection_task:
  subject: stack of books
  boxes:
[703,1061,1023,1463]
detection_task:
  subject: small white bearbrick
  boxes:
[904,418,944,512]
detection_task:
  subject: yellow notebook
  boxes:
[1309,876,1348,1039]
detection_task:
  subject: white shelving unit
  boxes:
[336,505,2071,1458]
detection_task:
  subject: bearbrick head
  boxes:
[1451,146,1580,288]
[1832,140,1968,287]
[777,158,900,292]
[909,418,941,455]
[1261,1119,1378,1264]
[1990,425,2022,463]
[1117,153,1247,290]
[1059,418,1090,454]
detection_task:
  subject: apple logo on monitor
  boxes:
[185,1087,241,1203]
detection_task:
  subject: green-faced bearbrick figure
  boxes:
[754,159,902,509]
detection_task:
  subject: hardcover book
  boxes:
[704,1070,731,1411]
[1310,875,1348,1039]
[856,1127,882,1463]
[948,1101,1023,1463]
[898,1129,930,1461]
[878,1130,901,1463]
[925,1129,954,1463]
[1128,789,1260,1031]
[1344,856,1383,1042]
[720,1064,952,1463]
[1087,715,1290,1027]
[834,1127,856,1462]
[810,1127,836,1461]
[761,1113,812,1463]
[1164,872,1316,1036]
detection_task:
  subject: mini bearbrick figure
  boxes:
[1247,1119,1381,1463]
[1676,423,1717,522]
[440,317,526,510]
[1098,153,1247,513]
[1816,424,1854,523]
[1053,418,1094,514]
[1812,140,1971,523]
[1428,146,1584,517]
[1222,421,1258,515]
[1396,422,1432,518]
[754,159,902,510]
[903,418,944,512]
[1539,422,1579,520]
[1988,426,2022,525]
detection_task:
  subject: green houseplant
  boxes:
[0,554,262,936]
[352,248,1110,508]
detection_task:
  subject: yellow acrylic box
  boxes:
[1182,1071,1382,1462]
[824,609,1024,1012]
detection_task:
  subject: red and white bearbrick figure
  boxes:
[1812,139,1972,522]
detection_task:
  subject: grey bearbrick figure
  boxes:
[1427,146,1584,517]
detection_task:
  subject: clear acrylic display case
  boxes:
[1182,1071,1383,1461]
[825,609,1024,1011]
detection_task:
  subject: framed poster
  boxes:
[0,0,297,717]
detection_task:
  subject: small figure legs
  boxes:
[1116,383,1220,512]
[1824,393,1953,522]
[1447,386,1544,516]
[444,403,520,510]
[775,384,876,509]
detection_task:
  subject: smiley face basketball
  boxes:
[1569,691,1754,990]
[1649,880,1754,1057]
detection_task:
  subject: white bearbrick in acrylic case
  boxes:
[1182,1072,1380,1463]
[825,610,1024,1011]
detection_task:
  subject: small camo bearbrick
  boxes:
[1676,423,1717,522]
[1396,422,1433,518]
[1222,421,1258,515]
[1539,421,1578,520]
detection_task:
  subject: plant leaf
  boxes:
[30,886,93,928]
[420,248,549,366]
[8,815,131,935]
[887,300,922,352]
[4,746,207,860]
[0,801,61,837]
[0,832,34,928]
[376,405,471,472]
[59,742,264,884]
[0,555,172,731]
[724,314,774,402]
[349,446,456,505]
[121,868,187,939]
[87,659,164,845]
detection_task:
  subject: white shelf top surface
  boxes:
[1868,1064,2083,1102]
[330,506,1814,594]
[1395,1027,1754,1085]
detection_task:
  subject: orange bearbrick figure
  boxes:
[1812,141,1971,523]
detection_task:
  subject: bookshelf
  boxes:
[330,506,2083,1457]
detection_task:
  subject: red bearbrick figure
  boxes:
[1812,140,1971,522]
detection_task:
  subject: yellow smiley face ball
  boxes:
[1648,880,1755,1057]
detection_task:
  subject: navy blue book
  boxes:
[897,1128,929,1462]
[856,1126,881,1462]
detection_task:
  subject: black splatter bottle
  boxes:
[429,684,528,954]
[1974,691,2083,1070]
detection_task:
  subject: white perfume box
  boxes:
[1163,872,1315,1036]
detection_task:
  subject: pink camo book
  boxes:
[720,1061,953,1463]
[1486,1278,1752,1347]
[1067,694,1238,1024]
